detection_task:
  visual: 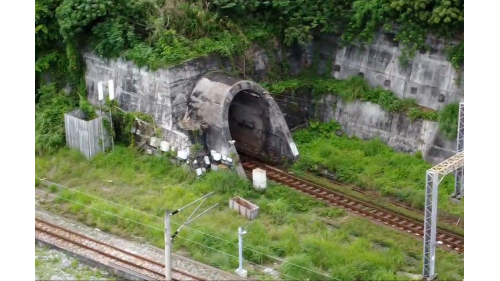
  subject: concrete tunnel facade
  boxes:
[186,71,300,176]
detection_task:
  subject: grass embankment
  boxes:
[36,244,116,280]
[35,147,463,281]
[291,122,464,219]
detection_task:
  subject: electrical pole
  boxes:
[165,210,172,281]
[235,227,248,278]
[164,192,218,281]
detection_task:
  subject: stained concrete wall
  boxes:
[84,25,464,165]
[84,53,297,174]
[272,89,456,165]
[243,31,463,164]
[281,30,464,111]
[84,53,233,151]
[188,72,298,169]
[319,96,456,164]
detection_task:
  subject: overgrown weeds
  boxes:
[438,102,460,140]
[35,146,463,280]
[35,84,78,155]
[292,122,464,217]
[265,76,440,122]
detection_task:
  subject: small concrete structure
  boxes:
[229,197,259,220]
[252,168,267,190]
[235,268,248,278]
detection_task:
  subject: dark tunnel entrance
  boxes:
[188,72,299,176]
[228,90,271,157]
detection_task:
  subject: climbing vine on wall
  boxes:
[446,40,465,74]
[36,0,464,155]
[265,76,439,122]
[209,0,464,65]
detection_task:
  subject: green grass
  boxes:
[264,76,439,122]
[292,124,464,218]
[438,102,461,140]
[35,244,116,280]
[36,146,463,280]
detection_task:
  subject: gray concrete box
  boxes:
[229,197,259,220]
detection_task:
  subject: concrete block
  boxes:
[213,153,221,161]
[149,137,161,148]
[160,141,170,152]
[252,168,267,190]
[235,268,248,278]
[229,197,259,220]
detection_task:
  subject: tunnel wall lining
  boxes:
[189,72,299,177]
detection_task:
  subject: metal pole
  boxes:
[165,210,172,281]
[453,102,464,198]
[423,171,439,280]
[108,106,114,151]
[99,101,106,153]
[235,227,247,278]
[238,227,244,270]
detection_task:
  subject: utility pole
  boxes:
[164,210,172,281]
[164,192,218,281]
[235,227,248,278]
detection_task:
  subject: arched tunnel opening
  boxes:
[228,89,274,160]
[187,72,299,176]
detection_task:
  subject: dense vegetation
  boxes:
[35,3,464,276]
[265,76,440,122]
[291,120,463,217]
[36,0,464,73]
[35,0,464,155]
[35,147,464,280]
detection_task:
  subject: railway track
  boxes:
[311,170,464,228]
[240,156,464,253]
[35,218,207,281]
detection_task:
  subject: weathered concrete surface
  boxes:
[280,31,464,111]
[319,96,456,164]
[239,31,463,164]
[273,89,456,165]
[84,54,298,174]
[84,27,464,165]
[189,72,299,175]
[84,54,233,151]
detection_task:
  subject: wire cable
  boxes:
[36,178,333,279]
[36,189,303,280]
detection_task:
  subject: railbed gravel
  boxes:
[35,208,244,281]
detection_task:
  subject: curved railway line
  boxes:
[35,218,207,281]
[240,155,464,254]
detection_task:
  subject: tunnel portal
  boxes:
[228,90,271,157]
[187,71,299,176]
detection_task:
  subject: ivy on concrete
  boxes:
[35,0,464,155]
[264,76,438,122]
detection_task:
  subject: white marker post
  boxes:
[97,82,105,153]
[107,79,115,150]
